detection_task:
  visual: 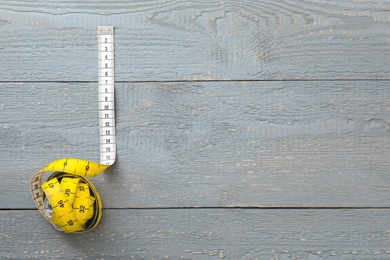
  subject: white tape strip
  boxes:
[98,26,116,165]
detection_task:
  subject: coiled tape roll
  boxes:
[30,26,116,233]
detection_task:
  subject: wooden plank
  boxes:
[0,0,389,81]
[1,209,390,259]
[1,81,389,208]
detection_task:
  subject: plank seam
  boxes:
[1,79,390,84]
[3,207,390,211]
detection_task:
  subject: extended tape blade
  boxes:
[98,26,116,166]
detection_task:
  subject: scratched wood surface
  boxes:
[1,0,390,259]
[1,81,390,209]
[0,0,389,81]
[2,209,390,259]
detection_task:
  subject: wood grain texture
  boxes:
[1,81,389,208]
[1,1,389,256]
[0,0,389,81]
[1,209,390,259]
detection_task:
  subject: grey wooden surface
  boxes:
[1,0,390,259]
[2,209,390,259]
[2,81,390,209]
[0,0,389,81]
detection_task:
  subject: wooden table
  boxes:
[1,1,389,258]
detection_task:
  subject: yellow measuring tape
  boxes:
[30,159,110,233]
[30,26,116,233]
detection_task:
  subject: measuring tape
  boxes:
[98,26,116,165]
[30,26,116,233]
